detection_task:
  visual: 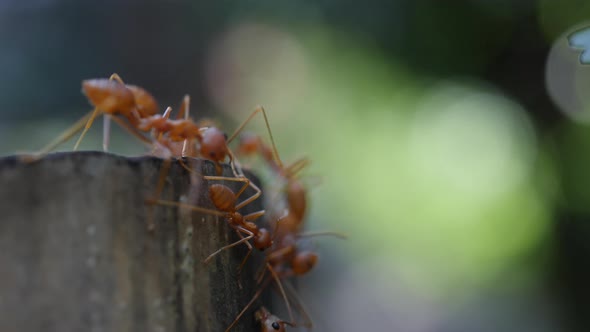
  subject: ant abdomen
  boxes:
[253,228,271,250]
[82,79,135,115]
[291,251,318,275]
[209,184,237,212]
[126,85,159,117]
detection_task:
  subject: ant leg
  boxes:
[226,148,256,197]
[109,115,154,148]
[243,210,265,222]
[235,230,254,275]
[255,261,268,285]
[153,106,174,141]
[147,198,226,217]
[261,246,293,275]
[103,115,111,152]
[32,110,94,157]
[177,155,204,175]
[285,157,310,178]
[235,179,262,211]
[224,277,271,332]
[74,73,125,151]
[179,95,191,157]
[267,262,295,325]
[227,148,242,178]
[284,280,313,328]
[214,162,223,176]
[296,231,348,240]
[154,159,173,203]
[203,227,254,264]
[163,106,173,119]
[177,94,190,120]
[203,175,262,210]
[103,71,125,152]
[146,157,173,232]
[73,107,101,151]
[102,107,153,152]
[109,73,125,84]
[178,158,194,173]
[227,105,283,169]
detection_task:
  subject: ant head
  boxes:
[291,251,318,275]
[126,85,159,117]
[255,307,288,332]
[253,228,272,250]
[200,127,229,163]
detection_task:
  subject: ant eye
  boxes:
[223,132,228,140]
[272,322,280,330]
[209,152,216,158]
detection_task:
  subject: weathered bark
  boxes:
[0,152,264,332]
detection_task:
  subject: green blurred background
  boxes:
[2,1,590,331]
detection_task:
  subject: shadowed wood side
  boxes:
[0,152,263,332]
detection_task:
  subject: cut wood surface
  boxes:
[0,152,265,332]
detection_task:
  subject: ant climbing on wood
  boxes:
[203,105,348,331]
[142,95,250,230]
[148,172,271,271]
[228,106,313,237]
[224,227,346,331]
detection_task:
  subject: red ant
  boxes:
[28,74,158,157]
[141,98,270,232]
[225,228,346,331]
[239,140,310,238]
[144,105,295,234]
[149,172,272,270]
[228,107,313,237]
[75,73,159,151]
[255,307,293,332]
[141,95,249,231]
[138,94,233,174]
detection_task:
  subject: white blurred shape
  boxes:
[546,23,590,123]
[408,83,536,200]
[315,259,441,332]
[205,22,309,122]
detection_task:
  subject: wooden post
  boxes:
[0,152,263,332]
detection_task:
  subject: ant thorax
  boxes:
[228,212,243,225]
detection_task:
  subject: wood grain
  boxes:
[0,152,264,332]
